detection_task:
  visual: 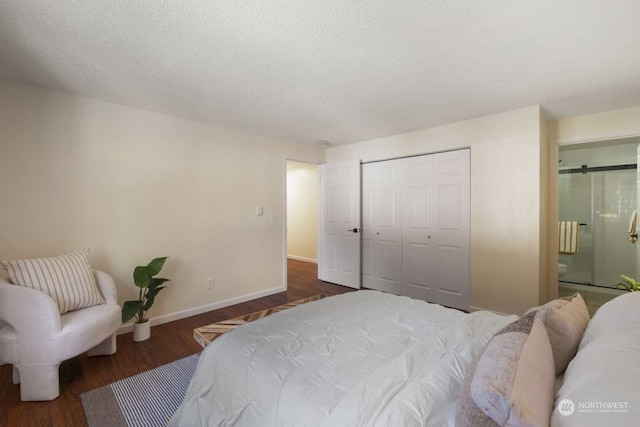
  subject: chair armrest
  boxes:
[0,280,61,337]
[93,270,118,305]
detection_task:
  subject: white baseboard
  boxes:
[287,255,317,264]
[117,285,286,335]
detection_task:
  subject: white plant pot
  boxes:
[133,320,151,342]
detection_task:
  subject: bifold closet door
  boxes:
[402,149,470,311]
[361,162,403,294]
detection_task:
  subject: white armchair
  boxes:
[0,270,121,401]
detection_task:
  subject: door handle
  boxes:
[347,228,359,233]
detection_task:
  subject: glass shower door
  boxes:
[593,169,637,287]
[559,167,637,288]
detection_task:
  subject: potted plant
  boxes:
[122,257,170,341]
[617,274,640,292]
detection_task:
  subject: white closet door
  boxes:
[402,155,436,302]
[362,162,403,294]
[318,160,362,289]
[431,149,470,310]
[402,149,470,310]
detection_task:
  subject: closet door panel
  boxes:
[404,242,434,293]
[361,162,402,294]
[408,187,430,230]
[401,156,435,301]
[379,187,397,228]
[435,244,465,307]
[432,150,470,310]
[401,150,470,310]
[438,184,462,231]
[378,240,399,283]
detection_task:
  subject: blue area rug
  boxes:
[81,353,199,427]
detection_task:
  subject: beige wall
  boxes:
[549,105,640,146]
[326,106,548,315]
[286,161,318,262]
[11,74,636,321]
[0,79,324,324]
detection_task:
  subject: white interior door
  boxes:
[402,149,470,310]
[362,162,403,294]
[318,160,361,289]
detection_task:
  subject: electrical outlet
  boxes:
[206,277,214,289]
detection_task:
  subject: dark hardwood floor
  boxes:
[0,259,353,427]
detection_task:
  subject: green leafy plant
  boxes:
[122,257,170,323]
[617,274,640,292]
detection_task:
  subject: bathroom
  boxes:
[558,137,640,315]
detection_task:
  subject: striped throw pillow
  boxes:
[1,249,105,314]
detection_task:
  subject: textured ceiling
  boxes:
[1,1,639,145]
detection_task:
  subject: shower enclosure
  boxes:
[558,164,637,288]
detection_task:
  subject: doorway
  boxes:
[557,137,639,314]
[285,160,319,274]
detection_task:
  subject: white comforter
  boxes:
[169,291,516,427]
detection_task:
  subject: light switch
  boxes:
[270,213,277,222]
[256,207,264,216]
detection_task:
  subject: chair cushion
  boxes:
[456,311,555,427]
[0,302,120,365]
[57,303,121,362]
[1,249,105,314]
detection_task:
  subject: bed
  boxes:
[169,290,640,426]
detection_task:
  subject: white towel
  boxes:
[629,211,637,243]
[559,221,579,255]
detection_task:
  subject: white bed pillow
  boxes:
[578,291,640,350]
[1,249,105,314]
[552,292,640,427]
